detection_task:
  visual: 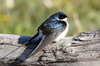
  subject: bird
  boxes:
[6,12,69,66]
[24,12,69,57]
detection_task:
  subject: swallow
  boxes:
[24,12,69,57]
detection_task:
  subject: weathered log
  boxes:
[0,29,100,66]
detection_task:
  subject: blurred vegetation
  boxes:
[0,0,100,36]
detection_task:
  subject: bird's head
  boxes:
[49,12,68,22]
[38,12,68,35]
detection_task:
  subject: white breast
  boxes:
[54,19,69,42]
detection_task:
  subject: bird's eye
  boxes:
[58,14,67,19]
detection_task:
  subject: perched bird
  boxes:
[7,12,69,65]
[24,12,69,57]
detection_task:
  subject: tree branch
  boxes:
[0,29,100,66]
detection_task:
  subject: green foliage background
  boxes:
[0,0,100,36]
